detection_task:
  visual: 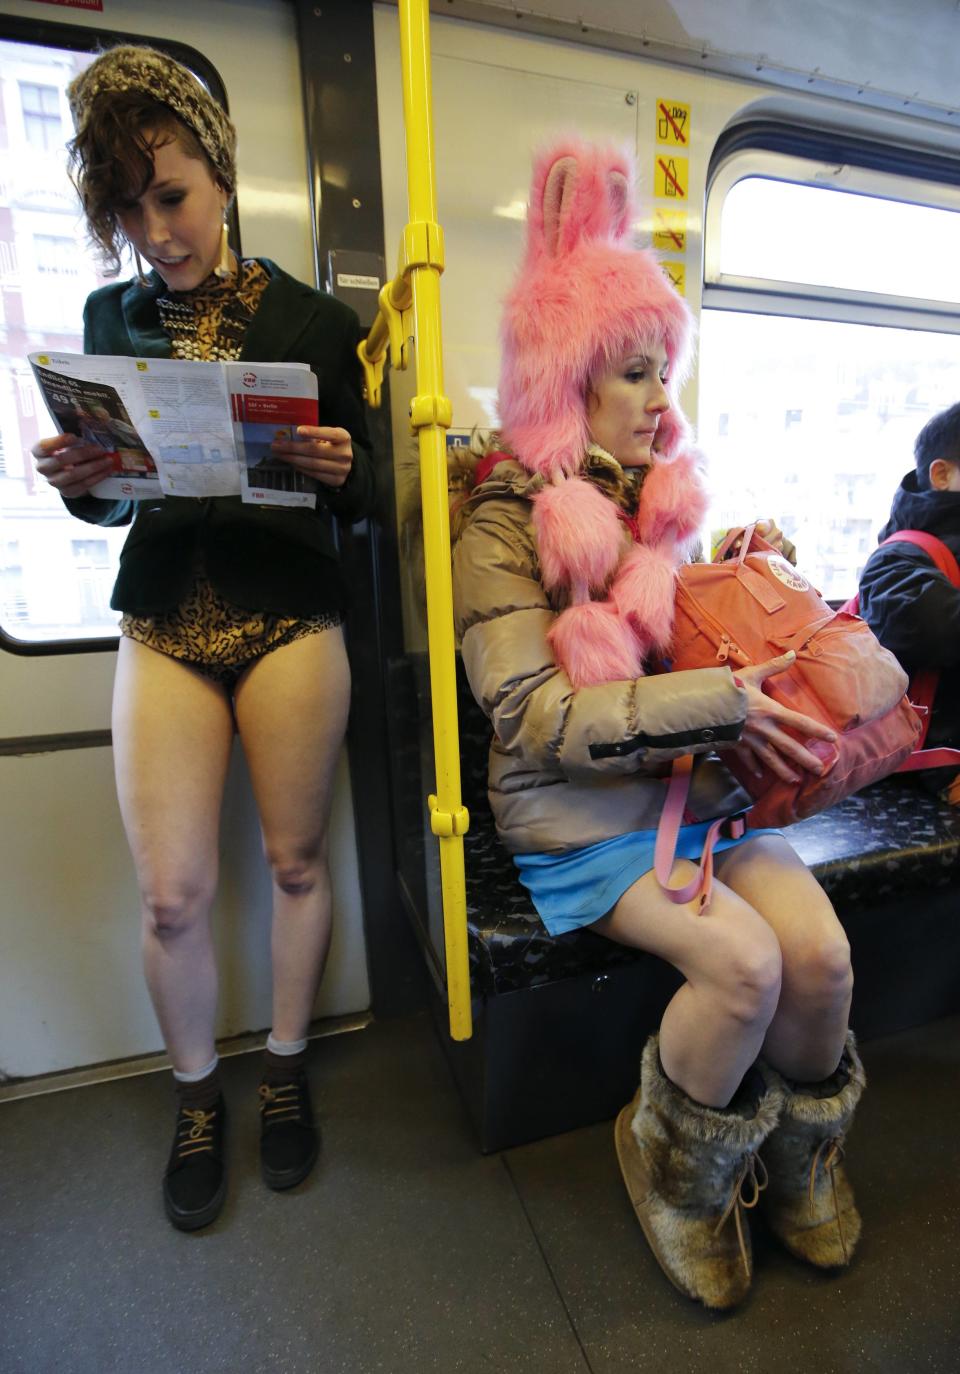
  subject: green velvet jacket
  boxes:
[64,258,376,616]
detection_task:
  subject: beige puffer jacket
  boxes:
[452,459,750,855]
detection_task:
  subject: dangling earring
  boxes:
[214,211,232,280]
[133,247,149,288]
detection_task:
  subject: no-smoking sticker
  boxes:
[652,208,687,252]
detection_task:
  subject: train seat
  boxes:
[442,660,960,1151]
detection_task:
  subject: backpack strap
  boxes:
[874,531,960,761]
[654,755,747,911]
[842,529,960,616]
[879,529,960,585]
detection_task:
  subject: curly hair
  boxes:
[67,91,216,275]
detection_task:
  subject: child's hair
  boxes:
[67,94,213,275]
[915,402,960,488]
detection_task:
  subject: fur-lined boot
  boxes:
[759,1031,866,1269]
[615,1037,783,1310]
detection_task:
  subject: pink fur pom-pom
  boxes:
[610,545,677,652]
[638,447,708,549]
[548,600,644,689]
[532,479,625,592]
[650,406,690,459]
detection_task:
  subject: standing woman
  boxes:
[32,46,375,1231]
[452,140,865,1310]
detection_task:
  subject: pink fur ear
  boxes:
[606,169,630,240]
[532,478,625,591]
[638,448,709,549]
[610,544,677,652]
[541,156,578,257]
[548,600,644,689]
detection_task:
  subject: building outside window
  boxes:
[19,80,62,151]
[700,154,960,600]
[0,41,126,644]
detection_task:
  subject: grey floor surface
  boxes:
[1,1012,958,1374]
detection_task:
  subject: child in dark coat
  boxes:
[858,402,960,754]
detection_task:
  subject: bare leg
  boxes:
[234,626,351,1042]
[593,865,783,1106]
[112,639,234,1073]
[715,834,852,1081]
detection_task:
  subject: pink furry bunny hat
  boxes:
[497,139,708,688]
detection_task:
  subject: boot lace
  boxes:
[714,1151,769,1276]
[259,1080,306,1125]
[174,1106,217,1161]
[808,1135,848,1262]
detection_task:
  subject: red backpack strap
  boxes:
[847,531,960,617]
[877,530,960,760]
[879,529,960,586]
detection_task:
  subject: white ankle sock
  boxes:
[266,1034,308,1056]
[173,1054,219,1084]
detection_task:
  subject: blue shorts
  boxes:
[514,823,779,936]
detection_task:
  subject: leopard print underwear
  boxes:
[120,572,342,692]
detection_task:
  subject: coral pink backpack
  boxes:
[666,525,921,835]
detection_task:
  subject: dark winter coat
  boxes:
[63,259,375,616]
[858,470,960,749]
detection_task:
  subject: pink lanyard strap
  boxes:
[654,755,746,911]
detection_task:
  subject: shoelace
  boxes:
[808,1135,848,1262]
[259,1081,306,1125]
[175,1106,217,1161]
[714,1151,769,1276]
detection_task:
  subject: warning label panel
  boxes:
[652,208,687,253]
[656,100,690,146]
[660,261,686,295]
[653,155,688,200]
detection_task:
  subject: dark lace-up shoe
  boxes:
[258,1074,319,1190]
[162,1096,227,1231]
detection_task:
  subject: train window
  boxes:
[0,32,229,651]
[0,39,127,646]
[700,150,960,600]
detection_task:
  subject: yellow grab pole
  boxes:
[396,0,472,1040]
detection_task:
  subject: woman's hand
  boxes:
[733,651,837,783]
[754,518,785,553]
[719,518,785,557]
[32,434,114,498]
[272,425,353,489]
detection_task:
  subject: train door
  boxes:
[0,0,370,1086]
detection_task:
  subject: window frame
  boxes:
[0,12,237,658]
[704,121,960,333]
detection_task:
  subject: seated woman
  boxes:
[451,139,864,1311]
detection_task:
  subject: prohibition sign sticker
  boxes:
[656,99,690,146]
[654,154,688,200]
[652,208,687,252]
[661,261,686,295]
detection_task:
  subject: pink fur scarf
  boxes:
[534,446,708,688]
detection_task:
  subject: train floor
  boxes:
[2,1009,958,1374]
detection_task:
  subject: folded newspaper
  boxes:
[29,351,321,508]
